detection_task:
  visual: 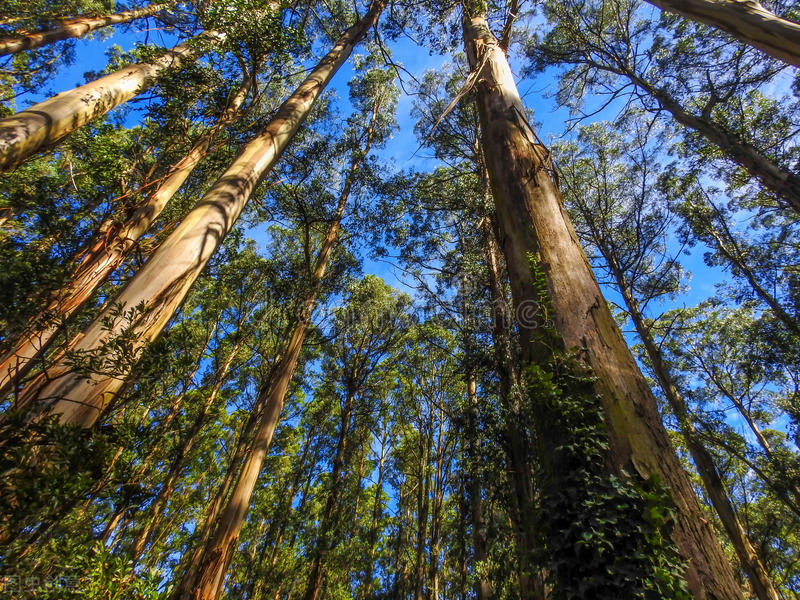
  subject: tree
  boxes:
[0,30,225,171]
[175,55,395,600]
[644,0,800,69]
[0,67,254,397]
[530,0,800,215]
[462,4,742,597]
[0,1,171,56]
[12,0,386,429]
[557,119,781,600]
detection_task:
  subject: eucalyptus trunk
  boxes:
[0,32,221,172]
[174,11,385,587]
[16,0,385,428]
[0,2,170,56]
[130,341,241,561]
[622,68,800,215]
[480,213,544,600]
[464,11,743,600]
[465,373,491,600]
[171,405,262,600]
[0,76,251,398]
[361,434,388,598]
[645,0,800,69]
[302,391,355,600]
[614,277,780,600]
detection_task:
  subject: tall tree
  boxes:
[0,1,171,56]
[176,57,395,600]
[531,0,800,215]
[0,30,225,171]
[12,0,386,429]
[644,0,800,68]
[558,119,781,600]
[461,4,742,597]
[0,68,254,397]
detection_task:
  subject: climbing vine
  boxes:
[524,254,691,599]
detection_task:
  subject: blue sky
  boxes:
[8,3,788,552]
[24,8,732,379]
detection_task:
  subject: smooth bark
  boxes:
[646,0,800,69]
[175,12,385,591]
[0,32,221,172]
[0,76,251,398]
[16,0,384,427]
[0,2,170,56]
[171,403,263,600]
[463,12,744,600]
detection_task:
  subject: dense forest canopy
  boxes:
[0,0,799,598]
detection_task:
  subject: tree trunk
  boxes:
[0,76,251,398]
[622,68,800,215]
[463,12,744,600]
[0,2,170,56]
[171,405,262,600]
[413,434,431,600]
[465,373,491,600]
[302,391,355,600]
[645,0,800,69]
[480,214,545,600]
[16,0,385,428]
[173,9,386,587]
[615,275,780,600]
[361,433,388,598]
[130,341,241,561]
[0,31,222,172]
[247,425,317,600]
[428,408,446,600]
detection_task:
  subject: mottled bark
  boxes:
[463,12,744,600]
[175,10,385,592]
[16,0,383,428]
[0,32,221,172]
[0,76,251,398]
[0,2,169,56]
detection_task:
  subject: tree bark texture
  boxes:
[463,12,744,600]
[0,2,170,56]
[0,31,221,172]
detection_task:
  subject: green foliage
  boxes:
[521,256,690,599]
[525,356,691,600]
